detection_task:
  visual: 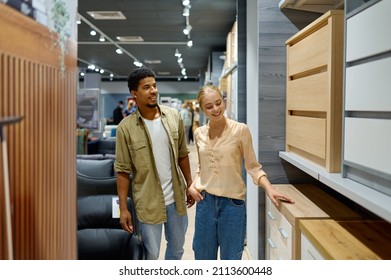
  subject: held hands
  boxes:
[120,209,134,234]
[187,183,203,203]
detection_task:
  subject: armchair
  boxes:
[76,158,144,260]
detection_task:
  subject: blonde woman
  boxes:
[187,85,294,260]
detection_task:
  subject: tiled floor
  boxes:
[158,143,250,260]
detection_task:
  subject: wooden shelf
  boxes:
[279,0,344,14]
[279,151,391,223]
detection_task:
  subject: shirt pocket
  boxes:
[129,141,149,168]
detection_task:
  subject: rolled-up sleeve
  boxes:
[114,125,132,174]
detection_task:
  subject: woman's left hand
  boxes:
[267,188,295,207]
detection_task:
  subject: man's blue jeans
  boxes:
[139,203,188,260]
[193,191,246,260]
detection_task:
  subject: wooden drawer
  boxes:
[299,219,391,259]
[285,10,344,172]
[266,198,289,259]
[346,0,391,62]
[265,184,367,260]
[286,115,326,161]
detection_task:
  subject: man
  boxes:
[180,103,192,144]
[114,67,194,260]
[113,100,124,125]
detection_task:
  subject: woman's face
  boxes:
[201,90,225,121]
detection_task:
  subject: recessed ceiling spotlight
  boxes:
[116,48,123,54]
[187,39,193,47]
[99,35,105,42]
[90,30,97,36]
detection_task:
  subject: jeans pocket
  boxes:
[230,198,245,206]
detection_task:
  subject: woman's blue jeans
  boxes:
[139,203,188,260]
[193,191,246,260]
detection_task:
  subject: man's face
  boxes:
[131,77,158,108]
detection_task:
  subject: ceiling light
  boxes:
[182,0,190,6]
[174,49,181,57]
[116,36,144,42]
[90,30,97,36]
[183,25,192,35]
[178,57,183,63]
[134,61,143,67]
[116,48,123,54]
[88,64,96,70]
[181,69,186,75]
[183,8,190,16]
[99,35,105,42]
[100,69,104,74]
[87,11,126,20]
[187,39,193,47]
[110,73,114,77]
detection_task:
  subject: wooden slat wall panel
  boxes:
[0,4,77,259]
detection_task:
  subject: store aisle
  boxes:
[159,144,250,260]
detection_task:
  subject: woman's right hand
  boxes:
[187,183,204,202]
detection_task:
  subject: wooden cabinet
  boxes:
[265,184,364,260]
[300,219,391,259]
[285,10,344,172]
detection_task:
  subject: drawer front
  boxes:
[346,0,391,62]
[301,233,325,260]
[287,24,329,76]
[345,57,391,112]
[266,197,280,225]
[267,227,292,260]
[286,115,327,159]
[275,214,293,256]
[344,118,391,175]
[287,71,328,112]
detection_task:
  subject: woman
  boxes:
[187,85,294,260]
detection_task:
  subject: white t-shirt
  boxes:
[142,117,174,205]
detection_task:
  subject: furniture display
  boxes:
[280,0,391,225]
[300,219,391,259]
[265,184,366,260]
[87,138,116,156]
[76,157,143,259]
[285,10,344,172]
[343,0,391,196]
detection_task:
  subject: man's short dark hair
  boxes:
[127,67,156,92]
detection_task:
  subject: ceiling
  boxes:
[77,0,237,82]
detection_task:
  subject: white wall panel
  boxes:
[344,118,391,175]
[345,57,391,111]
[346,0,391,62]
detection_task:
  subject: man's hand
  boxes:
[120,209,134,233]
